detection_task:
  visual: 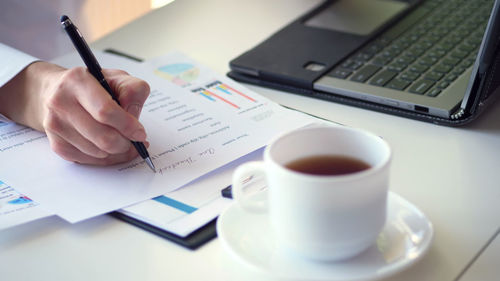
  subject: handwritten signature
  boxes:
[158,147,216,175]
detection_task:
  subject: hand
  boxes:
[0,61,151,165]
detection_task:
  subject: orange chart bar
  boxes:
[217,84,257,102]
[203,90,240,109]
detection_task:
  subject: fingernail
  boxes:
[132,129,147,141]
[96,150,109,158]
[127,104,141,118]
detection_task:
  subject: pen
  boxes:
[60,15,156,173]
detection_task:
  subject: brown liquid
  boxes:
[285,155,371,176]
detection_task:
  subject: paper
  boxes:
[0,180,53,230]
[0,51,314,223]
[0,148,262,233]
[120,148,263,237]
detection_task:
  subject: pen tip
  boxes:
[60,15,69,22]
[145,158,156,173]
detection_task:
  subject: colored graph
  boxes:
[154,63,200,87]
[8,196,33,205]
[153,195,197,214]
[192,81,257,109]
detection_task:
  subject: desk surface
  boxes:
[2,1,500,280]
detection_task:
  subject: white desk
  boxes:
[2,1,500,280]
[459,229,500,281]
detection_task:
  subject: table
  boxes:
[2,0,499,280]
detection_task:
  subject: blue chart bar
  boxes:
[216,86,231,95]
[199,91,216,101]
[153,195,198,214]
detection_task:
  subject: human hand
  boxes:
[0,61,151,165]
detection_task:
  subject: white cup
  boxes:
[232,125,392,261]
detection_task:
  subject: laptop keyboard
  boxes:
[327,0,494,97]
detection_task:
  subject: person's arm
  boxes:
[0,45,151,166]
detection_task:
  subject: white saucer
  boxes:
[216,192,433,281]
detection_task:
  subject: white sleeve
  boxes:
[0,43,40,123]
[0,43,39,88]
[0,113,12,123]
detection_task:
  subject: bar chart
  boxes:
[191,80,257,109]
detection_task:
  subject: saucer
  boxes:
[216,192,433,281]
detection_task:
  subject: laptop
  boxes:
[228,0,500,125]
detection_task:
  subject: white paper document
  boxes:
[119,148,263,237]
[0,52,314,223]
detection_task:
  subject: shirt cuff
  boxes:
[0,43,39,88]
[0,113,13,123]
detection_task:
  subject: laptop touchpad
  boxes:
[304,0,409,36]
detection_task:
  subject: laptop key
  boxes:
[444,73,459,82]
[452,66,467,75]
[350,65,381,82]
[370,70,397,86]
[409,79,435,95]
[409,64,429,73]
[426,88,441,97]
[415,41,433,50]
[353,52,373,62]
[396,56,415,65]
[382,49,401,59]
[363,43,384,54]
[385,78,411,91]
[442,57,461,66]
[371,56,393,66]
[387,61,408,72]
[427,49,447,58]
[450,50,469,59]
[424,71,444,82]
[436,81,450,89]
[405,47,426,58]
[433,63,453,73]
[400,71,420,82]
[418,56,438,66]
[444,35,463,45]
[328,67,353,79]
[457,43,476,53]
[435,42,454,52]
[341,60,363,70]
[459,59,474,68]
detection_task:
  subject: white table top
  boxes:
[459,229,500,281]
[2,0,500,280]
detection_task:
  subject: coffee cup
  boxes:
[232,125,391,261]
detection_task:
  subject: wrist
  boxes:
[0,61,65,130]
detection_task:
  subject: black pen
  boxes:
[60,15,156,172]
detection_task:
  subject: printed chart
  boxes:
[154,63,200,87]
[0,181,35,209]
[0,180,52,230]
[191,80,257,109]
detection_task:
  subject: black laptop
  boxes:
[228,0,500,125]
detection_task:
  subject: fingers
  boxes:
[64,103,132,154]
[75,84,148,143]
[47,133,138,166]
[43,112,109,158]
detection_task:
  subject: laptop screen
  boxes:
[460,0,500,117]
